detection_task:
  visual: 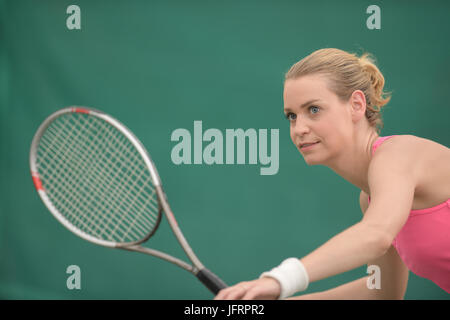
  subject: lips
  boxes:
[299,141,320,149]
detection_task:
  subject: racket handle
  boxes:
[196,268,228,295]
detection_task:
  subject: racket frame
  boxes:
[29,107,206,274]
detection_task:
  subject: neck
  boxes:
[325,130,379,194]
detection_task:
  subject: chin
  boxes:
[300,152,325,165]
[303,157,323,166]
[299,143,332,166]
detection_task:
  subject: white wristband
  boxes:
[259,258,309,299]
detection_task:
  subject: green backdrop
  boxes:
[1,0,449,299]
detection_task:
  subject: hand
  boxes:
[214,277,281,300]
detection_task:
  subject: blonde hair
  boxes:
[285,48,392,133]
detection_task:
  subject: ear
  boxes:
[349,90,367,122]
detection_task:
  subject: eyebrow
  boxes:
[284,99,321,112]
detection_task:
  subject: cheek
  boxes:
[289,125,296,143]
[317,115,342,133]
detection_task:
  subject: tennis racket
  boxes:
[29,106,227,295]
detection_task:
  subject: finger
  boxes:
[225,286,248,300]
[241,282,280,300]
[215,285,245,300]
[214,288,233,300]
[215,281,252,300]
[241,287,261,300]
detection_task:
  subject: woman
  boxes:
[215,48,450,300]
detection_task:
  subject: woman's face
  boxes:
[283,74,354,166]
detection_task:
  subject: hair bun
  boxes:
[358,53,391,112]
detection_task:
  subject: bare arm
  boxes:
[358,191,409,299]
[289,191,409,300]
[289,246,408,300]
[288,276,371,300]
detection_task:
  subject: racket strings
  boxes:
[36,112,160,243]
[85,121,161,238]
[39,119,147,242]
[41,114,157,241]
[38,120,111,238]
[60,115,158,226]
[40,126,149,241]
[56,114,159,237]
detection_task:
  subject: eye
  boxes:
[309,106,320,114]
[285,112,296,121]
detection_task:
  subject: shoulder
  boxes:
[372,134,446,159]
[368,135,421,182]
[363,136,419,236]
[372,135,420,157]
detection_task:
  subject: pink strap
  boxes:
[371,135,396,156]
[368,135,397,202]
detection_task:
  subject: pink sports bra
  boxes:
[369,135,450,293]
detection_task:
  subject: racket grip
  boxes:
[196,268,228,295]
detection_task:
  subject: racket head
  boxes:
[30,107,163,248]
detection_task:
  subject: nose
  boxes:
[292,118,310,138]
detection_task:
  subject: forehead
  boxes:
[283,74,332,104]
